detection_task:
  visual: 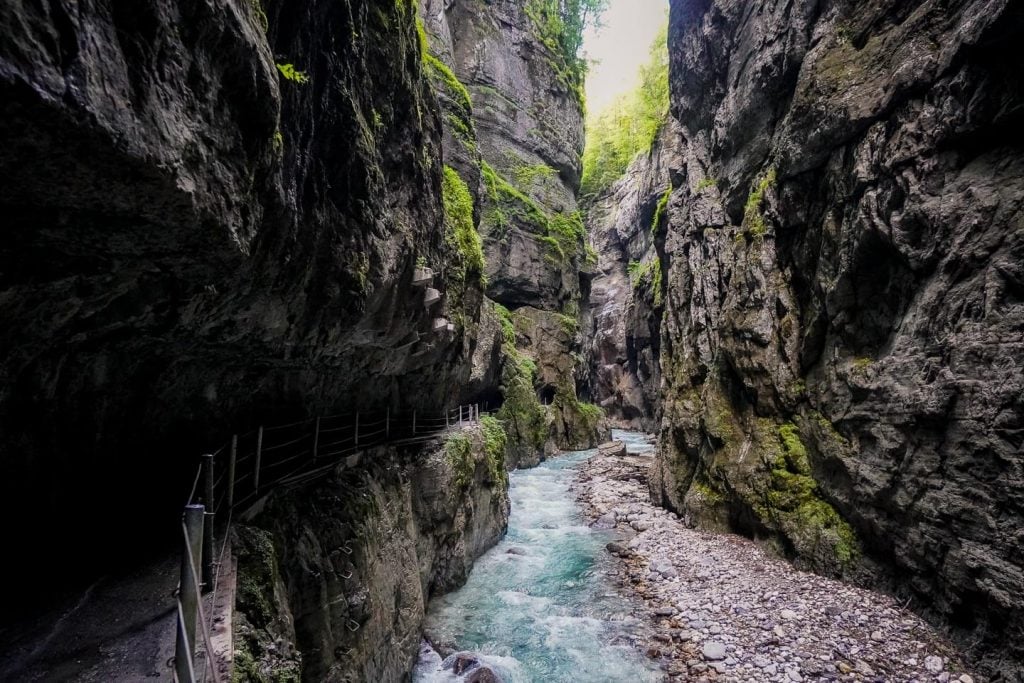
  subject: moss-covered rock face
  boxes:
[658,0,1024,675]
[232,527,302,683]
[419,0,594,458]
[662,394,860,577]
[492,302,606,464]
[232,434,510,682]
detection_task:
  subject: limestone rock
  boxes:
[654,1,1024,676]
[598,441,628,458]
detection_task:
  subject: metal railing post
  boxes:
[313,417,321,462]
[354,412,360,447]
[446,409,449,429]
[201,454,215,590]
[175,504,204,682]
[386,408,390,439]
[175,601,197,683]
[254,426,264,492]
[227,435,237,510]
[412,410,417,435]
[459,405,463,428]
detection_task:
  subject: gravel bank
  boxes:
[573,442,980,683]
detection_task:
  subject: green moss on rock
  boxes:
[442,165,485,283]
[445,432,475,491]
[743,167,776,238]
[761,422,860,570]
[480,415,509,487]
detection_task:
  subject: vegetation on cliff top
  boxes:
[581,23,668,198]
[525,0,609,103]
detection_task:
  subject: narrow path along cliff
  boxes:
[576,436,979,683]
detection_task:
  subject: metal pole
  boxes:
[227,435,237,510]
[176,504,204,682]
[355,412,360,447]
[201,454,215,590]
[412,410,417,435]
[386,408,390,439]
[174,600,197,683]
[312,417,321,462]
[459,405,463,428]
[446,409,449,429]
[254,426,264,492]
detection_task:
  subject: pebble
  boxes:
[575,444,977,683]
[702,641,727,661]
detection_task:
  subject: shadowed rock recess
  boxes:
[648,0,1024,677]
[0,0,484,603]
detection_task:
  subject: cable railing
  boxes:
[171,403,484,682]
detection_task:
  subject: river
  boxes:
[413,430,661,682]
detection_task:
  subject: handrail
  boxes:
[171,402,486,682]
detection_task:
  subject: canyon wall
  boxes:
[655,0,1024,676]
[422,0,605,464]
[0,0,489,608]
[232,430,509,681]
[586,122,682,431]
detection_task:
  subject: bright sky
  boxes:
[583,0,670,117]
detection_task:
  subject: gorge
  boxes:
[0,0,1021,681]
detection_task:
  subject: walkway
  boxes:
[0,407,477,682]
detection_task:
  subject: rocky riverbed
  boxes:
[574,434,980,683]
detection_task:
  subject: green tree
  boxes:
[581,23,669,198]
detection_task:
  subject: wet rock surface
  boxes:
[0,0,486,601]
[577,445,979,683]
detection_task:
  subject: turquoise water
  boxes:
[414,431,661,682]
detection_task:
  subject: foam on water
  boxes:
[414,430,660,683]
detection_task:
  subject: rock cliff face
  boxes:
[0,0,485,608]
[421,0,605,463]
[232,429,509,681]
[586,122,682,431]
[654,0,1024,675]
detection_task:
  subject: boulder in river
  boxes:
[598,441,627,458]
[449,652,480,675]
[466,665,503,683]
[606,541,630,557]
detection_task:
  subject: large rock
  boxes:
[598,441,627,458]
[420,0,599,466]
[656,0,1024,677]
[234,431,510,682]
